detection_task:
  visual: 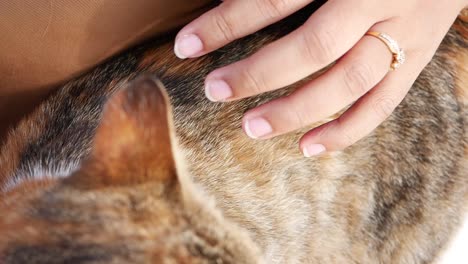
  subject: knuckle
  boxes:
[289,104,311,128]
[241,66,267,95]
[341,62,375,98]
[372,97,396,120]
[299,27,337,66]
[260,0,290,19]
[210,9,238,43]
[334,118,357,149]
[284,94,316,128]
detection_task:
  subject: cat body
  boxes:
[0,3,467,263]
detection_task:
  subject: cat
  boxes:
[0,2,467,263]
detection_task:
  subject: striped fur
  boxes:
[0,3,467,263]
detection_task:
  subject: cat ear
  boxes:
[67,76,179,188]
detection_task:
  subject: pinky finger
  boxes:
[299,64,420,157]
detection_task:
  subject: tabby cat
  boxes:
[0,2,467,263]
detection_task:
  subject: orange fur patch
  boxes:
[67,76,178,189]
[454,49,468,105]
[138,43,211,77]
[0,110,48,189]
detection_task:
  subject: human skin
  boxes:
[174,0,468,156]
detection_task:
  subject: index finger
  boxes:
[174,0,310,59]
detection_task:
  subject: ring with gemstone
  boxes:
[366,31,406,71]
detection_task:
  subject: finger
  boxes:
[174,0,311,59]
[204,0,384,102]
[241,35,392,139]
[298,60,421,157]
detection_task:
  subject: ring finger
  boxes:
[242,21,405,139]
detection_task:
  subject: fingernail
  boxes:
[205,79,233,102]
[174,34,203,59]
[244,117,273,139]
[302,144,326,157]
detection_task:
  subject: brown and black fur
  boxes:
[0,2,467,263]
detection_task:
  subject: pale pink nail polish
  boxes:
[302,144,326,157]
[205,79,233,101]
[174,34,203,59]
[244,117,273,139]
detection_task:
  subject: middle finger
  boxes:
[242,35,392,139]
[204,0,384,102]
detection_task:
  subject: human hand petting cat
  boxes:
[174,0,467,157]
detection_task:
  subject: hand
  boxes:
[174,0,467,157]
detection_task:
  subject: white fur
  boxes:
[1,162,80,193]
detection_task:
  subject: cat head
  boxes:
[0,76,261,263]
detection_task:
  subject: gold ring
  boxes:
[366,31,406,71]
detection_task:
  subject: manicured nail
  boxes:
[174,34,203,59]
[205,79,233,102]
[244,117,273,139]
[302,144,326,157]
